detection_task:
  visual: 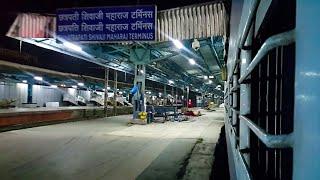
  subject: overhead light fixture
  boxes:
[34,76,43,81]
[203,76,208,80]
[140,70,144,74]
[195,89,199,91]
[72,85,77,89]
[77,82,84,86]
[209,75,214,79]
[168,80,174,84]
[208,80,213,84]
[188,58,196,65]
[63,41,82,52]
[50,85,58,88]
[22,80,27,83]
[172,39,183,49]
[60,84,66,87]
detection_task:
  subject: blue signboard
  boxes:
[56,5,156,42]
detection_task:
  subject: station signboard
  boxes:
[56,5,156,42]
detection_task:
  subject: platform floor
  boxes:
[0,109,224,180]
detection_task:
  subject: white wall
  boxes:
[78,90,91,101]
[0,83,28,106]
[0,83,99,107]
[67,88,76,97]
[32,85,63,107]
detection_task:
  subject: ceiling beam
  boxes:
[196,49,213,74]
[149,52,179,63]
[208,41,222,69]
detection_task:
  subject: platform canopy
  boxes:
[6,1,228,96]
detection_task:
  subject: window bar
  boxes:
[232,72,238,126]
[239,115,293,148]
[239,25,253,166]
[238,30,295,84]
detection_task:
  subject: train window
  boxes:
[249,0,295,179]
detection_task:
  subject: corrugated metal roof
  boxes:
[7,13,55,38]
[7,1,228,42]
[157,2,227,41]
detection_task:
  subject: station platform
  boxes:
[0,109,224,180]
[0,106,104,114]
[0,106,132,131]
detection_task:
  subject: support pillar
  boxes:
[130,47,150,119]
[186,86,190,107]
[27,83,32,103]
[113,70,118,116]
[164,85,166,105]
[175,87,178,106]
[182,86,185,107]
[104,67,109,116]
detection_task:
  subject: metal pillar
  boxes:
[171,86,174,106]
[113,70,117,116]
[182,86,185,107]
[104,67,109,116]
[175,87,178,106]
[293,1,320,179]
[239,26,253,164]
[186,86,190,107]
[130,48,150,119]
[27,83,32,103]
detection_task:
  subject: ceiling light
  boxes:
[203,76,208,80]
[172,39,183,49]
[61,84,66,87]
[34,76,43,81]
[77,82,84,86]
[63,41,82,52]
[22,80,27,83]
[209,75,214,79]
[168,80,174,84]
[140,70,144,74]
[195,89,199,91]
[188,58,196,65]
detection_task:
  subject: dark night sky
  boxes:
[1,0,216,13]
[0,0,218,43]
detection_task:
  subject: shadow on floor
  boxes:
[211,125,230,180]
